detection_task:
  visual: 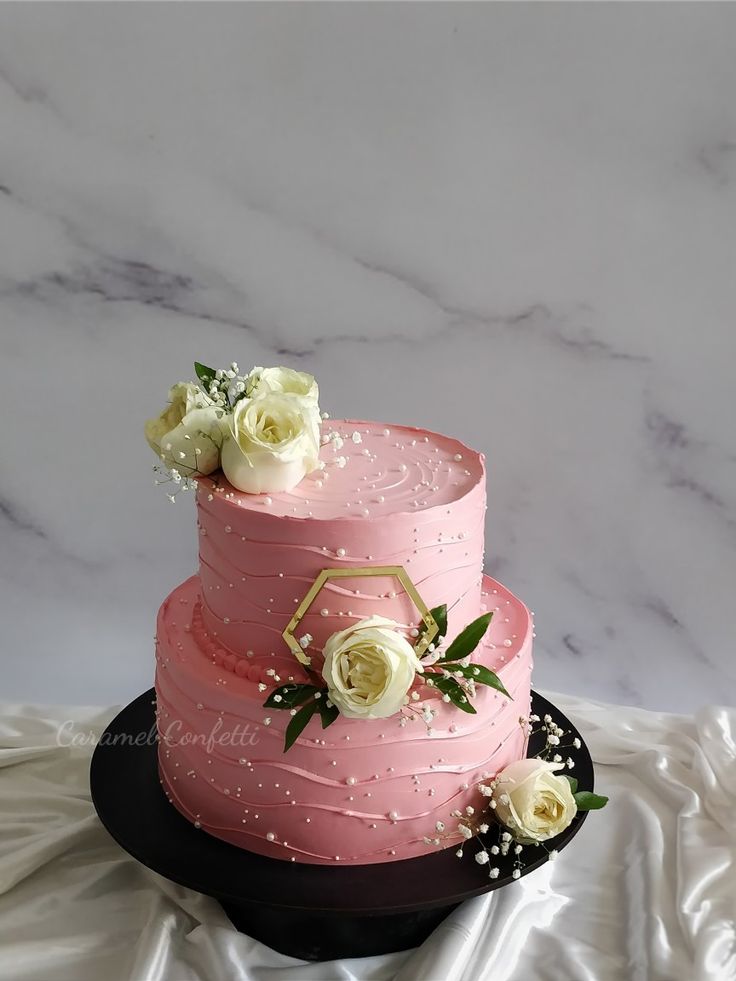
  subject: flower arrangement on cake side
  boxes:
[264,602,510,749]
[424,711,608,879]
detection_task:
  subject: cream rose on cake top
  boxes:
[144,382,222,475]
[321,615,423,720]
[246,366,319,404]
[221,391,321,494]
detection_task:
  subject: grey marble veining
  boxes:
[0,5,734,711]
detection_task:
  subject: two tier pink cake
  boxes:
[154,418,533,865]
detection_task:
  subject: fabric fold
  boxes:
[0,693,733,980]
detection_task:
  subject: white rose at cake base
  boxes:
[144,382,221,475]
[321,616,422,719]
[492,758,577,843]
[221,392,321,494]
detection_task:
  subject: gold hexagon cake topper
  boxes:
[282,565,440,666]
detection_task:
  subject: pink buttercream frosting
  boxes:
[156,574,532,865]
[196,420,487,663]
[153,418,534,865]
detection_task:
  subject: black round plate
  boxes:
[91,689,593,960]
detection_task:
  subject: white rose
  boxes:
[144,382,221,475]
[322,615,421,719]
[492,758,577,843]
[246,366,319,404]
[221,392,321,494]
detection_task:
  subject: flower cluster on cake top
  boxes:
[145,361,323,498]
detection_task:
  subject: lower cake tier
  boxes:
[155,574,533,866]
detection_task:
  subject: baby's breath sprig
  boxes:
[152,424,224,503]
[422,780,538,882]
[423,802,526,881]
[194,361,252,412]
[152,463,199,503]
[398,699,437,731]
[523,713,582,766]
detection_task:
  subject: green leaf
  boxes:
[263,684,319,710]
[434,677,477,714]
[441,662,511,700]
[284,701,319,752]
[430,604,448,639]
[574,791,608,811]
[441,613,493,663]
[562,774,578,794]
[419,604,448,642]
[194,361,216,390]
[317,698,339,729]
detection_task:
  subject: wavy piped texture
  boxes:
[155,574,533,865]
[196,420,486,660]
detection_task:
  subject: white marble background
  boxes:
[1,4,734,712]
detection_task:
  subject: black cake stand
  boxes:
[90,689,593,961]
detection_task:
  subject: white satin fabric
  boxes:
[0,692,734,981]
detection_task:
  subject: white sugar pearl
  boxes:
[266,832,276,841]
[320,608,329,617]
[337,548,346,557]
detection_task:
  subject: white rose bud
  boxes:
[491,758,577,844]
[245,366,319,404]
[321,616,421,720]
[145,382,221,475]
[221,392,321,494]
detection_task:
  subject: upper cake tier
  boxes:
[196,420,486,665]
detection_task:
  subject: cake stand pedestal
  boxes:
[90,690,593,961]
